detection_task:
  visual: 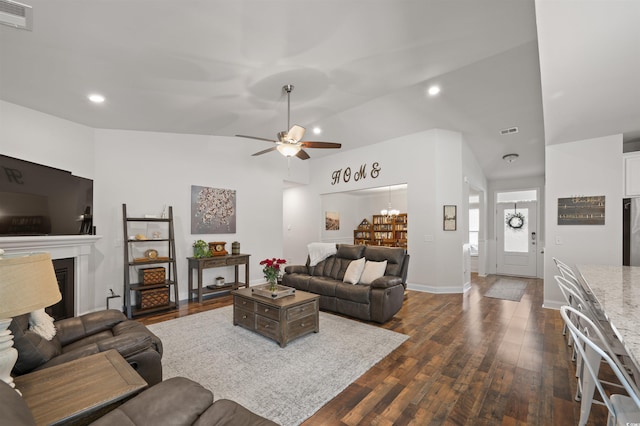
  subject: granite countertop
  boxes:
[575,264,640,374]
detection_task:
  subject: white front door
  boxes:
[496,202,537,277]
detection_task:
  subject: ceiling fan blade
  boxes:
[299,141,342,149]
[296,149,311,160]
[236,134,277,143]
[252,146,278,156]
[287,125,305,142]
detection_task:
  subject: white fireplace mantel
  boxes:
[0,235,102,316]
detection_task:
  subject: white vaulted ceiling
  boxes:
[0,1,637,179]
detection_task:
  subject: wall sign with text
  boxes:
[557,195,605,225]
[331,162,381,185]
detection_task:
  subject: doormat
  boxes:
[484,279,527,302]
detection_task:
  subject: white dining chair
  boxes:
[560,305,640,426]
[553,257,579,282]
[556,276,604,400]
[553,258,582,338]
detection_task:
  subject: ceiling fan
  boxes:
[236,84,341,160]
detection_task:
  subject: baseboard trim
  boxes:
[542,299,564,310]
[407,282,465,294]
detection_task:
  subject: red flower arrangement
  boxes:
[260,258,286,286]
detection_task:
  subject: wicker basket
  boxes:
[139,267,165,285]
[137,288,169,309]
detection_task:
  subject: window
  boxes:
[469,208,479,256]
[496,190,537,203]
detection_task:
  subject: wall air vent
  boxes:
[0,0,32,30]
[500,126,519,135]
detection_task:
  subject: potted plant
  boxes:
[192,240,211,258]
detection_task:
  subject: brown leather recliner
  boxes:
[9,309,163,386]
[0,377,278,426]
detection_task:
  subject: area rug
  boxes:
[147,306,408,426]
[484,279,527,302]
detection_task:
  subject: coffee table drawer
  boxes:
[256,301,280,321]
[234,297,255,311]
[234,307,254,329]
[288,315,317,340]
[287,300,317,321]
[256,315,280,341]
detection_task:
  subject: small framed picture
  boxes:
[325,211,340,231]
[443,205,457,231]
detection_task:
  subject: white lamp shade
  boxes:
[276,143,302,157]
[0,253,62,318]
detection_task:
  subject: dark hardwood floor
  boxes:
[139,274,607,425]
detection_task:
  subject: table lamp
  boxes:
[0,252,61,393]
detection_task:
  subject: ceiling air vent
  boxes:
[500,126,519,135]
[0,0,32,30]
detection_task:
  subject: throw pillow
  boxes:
[343,257,366,284]
[359,260,388,285]
[9,313,61,375]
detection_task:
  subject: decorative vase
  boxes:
[267,278,278,292]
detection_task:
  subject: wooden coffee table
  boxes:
[14,350,147,425]
[232,286,319,347]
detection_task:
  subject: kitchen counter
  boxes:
[575,264,640,375]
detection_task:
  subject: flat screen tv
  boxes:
[0,155,94,236]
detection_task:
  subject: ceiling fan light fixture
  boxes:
[277,144,301,157]
[237,84,341,160]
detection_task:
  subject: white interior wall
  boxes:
[0,100,313,311]
[93,129,304,307]
[320,192,361,244]
[4,100,488,309]
[283,185,319,266]
[462,137,489,279]
[543,134,623,308]
[435,132,466,292]
[284,128,485,293]
[0,100,95,179]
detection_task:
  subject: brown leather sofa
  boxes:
[282,244,409,323]
[9,309,163,386]
[0,376,278,426]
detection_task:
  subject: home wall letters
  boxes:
[331,162,381,185]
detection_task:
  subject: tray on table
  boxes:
[251,284,295,299]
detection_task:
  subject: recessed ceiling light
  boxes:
[312,127,322,135]
[88,94,105,103]
[427,85,441,96]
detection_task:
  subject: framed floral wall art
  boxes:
[191,185,236,234]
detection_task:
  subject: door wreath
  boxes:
[505,210,525,230]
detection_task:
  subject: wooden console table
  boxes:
[187,254,250,303]
[14,350,147,426]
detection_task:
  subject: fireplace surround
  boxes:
[0,235,101,316]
